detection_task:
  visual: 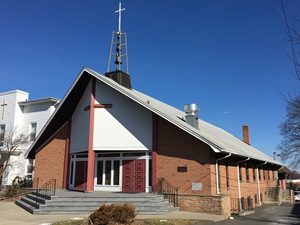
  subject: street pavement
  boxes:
[213,203,300,225]
[0,200,299,225]
[0,201,226,225]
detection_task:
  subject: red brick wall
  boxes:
[217,158,279,210]
[34,123,69,189]
[156,117,214,195]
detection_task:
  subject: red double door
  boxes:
[122,159,145,193]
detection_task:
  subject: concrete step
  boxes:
[15,199,36,214]
[33,208,179,215]
[26,193,47,204]
[49,197,166,202]
[39,205,175,211]
[43,200,173,207]
[20,196,40,208]
[15,191,179,215]
[34,206,179,215]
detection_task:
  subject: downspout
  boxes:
[215,152,232,194]
[256,161,267,206]
[237,157,250,212]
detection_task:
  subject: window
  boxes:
[26,159,34,178]
[246,164,250,182]
[29,123,37,141]
[267,170,270,180]
[263,170,266,180]
[97,161,103,185]
[259,169,261,180]
[113,161,120,185]
[97,160,120,186]
[239,166,243,181]
[0,124,5,148]
[217,164,221,189]
[226,159,230,188]
[253,166,256,181]
[105,161,111,185]
[149,159,152,187]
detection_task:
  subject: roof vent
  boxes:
[184,103,199,129]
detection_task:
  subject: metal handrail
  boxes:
[158,177,179,207]
[35,178,56,206]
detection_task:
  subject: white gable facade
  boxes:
[0,90,59,185]
[68,80,152,192]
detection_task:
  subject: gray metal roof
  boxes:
[86,68,281,166]
[18,97,60,106]
[26,67,282,166]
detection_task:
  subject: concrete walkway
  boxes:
[0,201,227,225]
[136,211,227,222]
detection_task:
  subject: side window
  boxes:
[239,166,243,182]
[26,159,34,178]
[253,166,256,181]
[0,124,5,147]
[30,123,37,141]
[246,164,250,182]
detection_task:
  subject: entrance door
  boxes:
[122,159,145,192]
[74,160,87,191]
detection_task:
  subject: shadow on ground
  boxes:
[291,202,300,218]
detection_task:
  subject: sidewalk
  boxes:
[0,201,226,225]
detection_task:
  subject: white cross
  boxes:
[115,0,125,33]
[0,99,7,120]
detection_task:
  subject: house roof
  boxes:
[26,68,282,166]
[18,97,60,106]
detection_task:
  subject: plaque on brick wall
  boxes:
[177,166,187,172]
[192,183,202,191]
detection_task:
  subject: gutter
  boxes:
[237,157,250,211]
[215,152,232,194]
[256,161,267,206]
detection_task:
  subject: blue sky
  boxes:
[0,0,298,160]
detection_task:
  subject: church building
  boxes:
[25,2,283,215]
[26,67,282,214]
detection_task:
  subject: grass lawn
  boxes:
[52,219,213,225]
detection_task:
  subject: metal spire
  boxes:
[107,0,129,73]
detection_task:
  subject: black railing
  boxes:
[158,178,179,207]
[35,178,56,206]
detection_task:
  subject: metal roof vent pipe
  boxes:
[184,103,199,129]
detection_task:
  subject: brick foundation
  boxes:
[178,194,231,216]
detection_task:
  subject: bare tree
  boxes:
[278,0,300,170]
[278,96,300,169]
[280,0,300,79]
[0,128,29,185]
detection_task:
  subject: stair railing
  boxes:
[158,177,179,207]
[35,178,56,206]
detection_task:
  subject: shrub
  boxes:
[4,186,18,197]
[88,204,136,225]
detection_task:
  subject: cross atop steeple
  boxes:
[115,1,125,34]
[105,1,131,89]
[107,0,129,74]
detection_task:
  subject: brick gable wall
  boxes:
[34,122,69,189]
[156,116,214,195]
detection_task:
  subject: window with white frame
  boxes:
[0,124,5,148]
[29,123,37,141]
[26,159,34,178]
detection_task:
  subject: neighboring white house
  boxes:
[0,90,59,185]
